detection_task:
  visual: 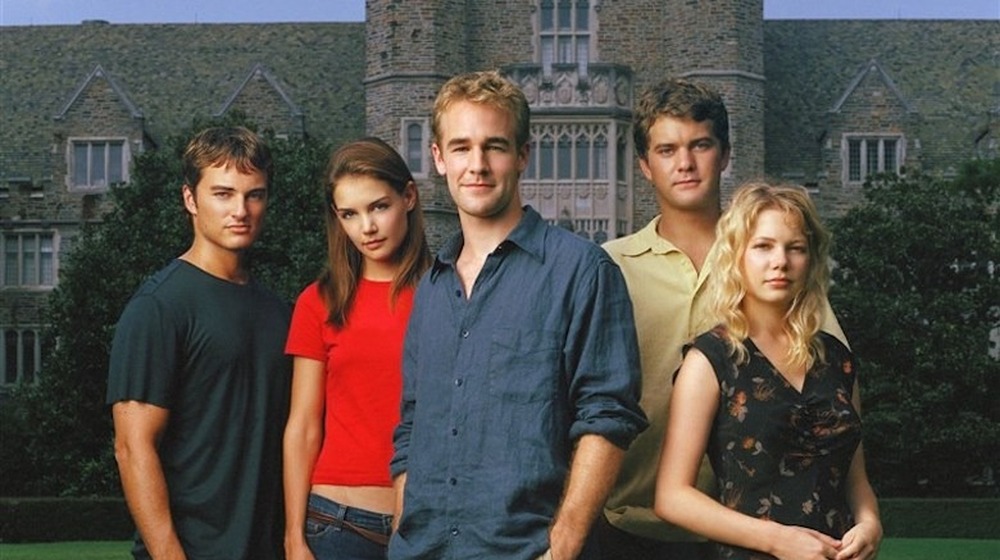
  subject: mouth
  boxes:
[364,239,386,250]
[228,225,251,234]
[674,178,701,188]
[766,278,791,288]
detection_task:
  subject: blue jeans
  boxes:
[305,493,393,560]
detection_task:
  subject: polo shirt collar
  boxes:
[617,215,682,257]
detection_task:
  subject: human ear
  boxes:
[403,181,418,211]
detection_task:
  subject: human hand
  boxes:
[534,549,553,560]
[835,520,882,560]
[770,524,842,560]
[547,522,585,560]
[284,536,317,560]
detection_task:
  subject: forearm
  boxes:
[549,434,624,560]
[656,481,786,554]
[847,390,881,530]
[847,444,882,527]
[116,443,186,560]
[283,420,322,543]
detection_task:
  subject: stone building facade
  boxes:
[1,2,996,386]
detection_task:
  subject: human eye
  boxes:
[693,140,714,151]
[248,189,268,200]
[338,210,355,220]
[373,202,391,212]
[656,146,675,157]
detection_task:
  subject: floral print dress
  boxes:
[689,327,862,560]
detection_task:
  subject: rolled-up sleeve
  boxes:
[390,287,422,478]
[565,259,648,449]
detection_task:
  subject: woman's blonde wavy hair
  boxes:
[706,182,831,371]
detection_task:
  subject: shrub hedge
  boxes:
[1,497,997,543]
[0,498,133,543]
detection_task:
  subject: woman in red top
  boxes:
[283,137,431,560]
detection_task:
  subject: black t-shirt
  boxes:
[107,260,291,560]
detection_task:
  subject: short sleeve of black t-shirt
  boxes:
[105,260,291,560]
[106,283,182,408]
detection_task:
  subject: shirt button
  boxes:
[450,527,459,536]
[455,289,462,298]
[455,378,463,387]
[449,477,457,485]
[460,329,469,338]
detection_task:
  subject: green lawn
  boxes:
[878,538,1000,559]
[0,541,130,560]
[0,539,998,559]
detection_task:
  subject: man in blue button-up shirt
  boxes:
[389,71,648,560]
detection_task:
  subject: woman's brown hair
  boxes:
[318,137,431,327]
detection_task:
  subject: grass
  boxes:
[0,541,131,559]
[0,539,998,559]
[878,538,1000,559]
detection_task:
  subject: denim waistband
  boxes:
[306,492,393,536]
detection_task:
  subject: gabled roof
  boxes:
[829,58,916,114]
[214,62,303,118]
[0,22,366,187]
[53,64,143,120]
[764,20,994,176]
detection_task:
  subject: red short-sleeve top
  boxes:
[285,279,413,486]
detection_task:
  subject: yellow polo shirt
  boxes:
[602,216,847,542]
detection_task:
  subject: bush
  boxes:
[0,497,133,542]
[880,498,1000,539]
[0,115,329,497]
[830,159,1000,497]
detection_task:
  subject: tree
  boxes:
[0,115,329,496]
[830,159,1000,497]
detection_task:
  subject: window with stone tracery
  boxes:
[538,0,593,77]
[520,121,631,242]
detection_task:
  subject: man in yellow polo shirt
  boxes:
[599,78,846,559]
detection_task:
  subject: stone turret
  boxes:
[667,0,766,198]
[365,0,470,249]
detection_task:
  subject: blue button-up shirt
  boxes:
[390,207,648,560]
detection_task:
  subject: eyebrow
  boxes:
[335,195,392,212]
[653,135,715,148]
[445,136,512,148]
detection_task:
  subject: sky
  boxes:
[0,0,996,26]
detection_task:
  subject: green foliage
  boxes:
[879,498,1000,539]
[830,159,1000,497]
[0,114,329,496]
[0,497,133,542]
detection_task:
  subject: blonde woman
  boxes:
[655,183,882,560]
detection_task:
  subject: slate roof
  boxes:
[0,21,366,182]
[763,19,999,178]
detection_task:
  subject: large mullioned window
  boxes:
[539,0,591,76]
[2,232,55,288]
[69,138,129,190]
[844,135,902,184]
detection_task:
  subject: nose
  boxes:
[676,147,694,171]
[468,147,488,175]
[232,195,249,219]
[772,248,788,269]
[361,213,378,234]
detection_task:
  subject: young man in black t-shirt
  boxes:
[107,126,291,560]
